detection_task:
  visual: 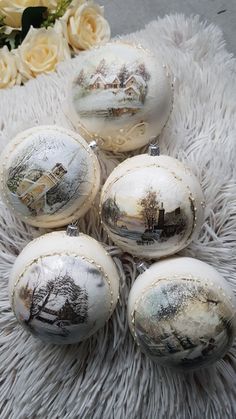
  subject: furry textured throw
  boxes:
[0,14,236,419]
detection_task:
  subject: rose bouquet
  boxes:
[0,0,110,88]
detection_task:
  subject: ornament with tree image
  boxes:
[100,144,205,259]
[128,257,236,370]
[9,226,120,344]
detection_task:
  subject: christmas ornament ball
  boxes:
[68,42,173,152]
[100,151,205,259]
[9,228,119,344]
[0,125,100,228]
[128,257,236,370]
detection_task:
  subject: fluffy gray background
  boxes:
[102,0,236,55]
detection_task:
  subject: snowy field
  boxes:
[74,89,143,117]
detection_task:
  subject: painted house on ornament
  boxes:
[89,74,106,89]
[105,75,120,89]
[89,74,121,90]
[88,72,147,101]
[124,85,140,99]
[17,163,67,212]
[125,75,146,89]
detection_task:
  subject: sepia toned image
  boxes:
[102,186,188,247]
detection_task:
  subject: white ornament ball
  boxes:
[100,152,205,259]
[0,126,101,228]
[68,42,173,152]
[9,228,119,344]
[128,257,236,370]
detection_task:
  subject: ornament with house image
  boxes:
[73,60,150,119]
[16,163,67,215]
[69,43,173,152]
[1,126,101,227]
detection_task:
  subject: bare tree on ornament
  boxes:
[96,59,108,76]
[76,69,86,86]
[136,63,151,82]
[102,196,124,226]
[139,189,159,231]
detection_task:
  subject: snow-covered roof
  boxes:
[89,74,106,85]
[105,75,120,84]
[125,74,146,86]
[124,85,140,95]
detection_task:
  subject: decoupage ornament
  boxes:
[0,126,100,228]
[68,42,173,152]
[128,257,236,370]
[9,226,119,344]
[100,145,205,259]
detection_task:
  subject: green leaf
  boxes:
[21,7,48,40]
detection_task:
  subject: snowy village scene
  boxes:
[72,57,151,119]
[6,132,91,217]
[14,254,109,343]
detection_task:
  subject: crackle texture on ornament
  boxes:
[0,125,100,228]
[68,42,173,152]
[128,257,236,370]
[100,153,205,259]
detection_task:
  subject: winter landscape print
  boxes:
[72,56,150,120]
[14,255,110,343]
[6,131,90,217]
[134,280,234,368]
[102,186,188,248]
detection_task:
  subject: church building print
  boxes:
[16,163,67,213]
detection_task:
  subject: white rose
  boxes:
[0,46,21,88]
[62,0,111,52]
[0,0,58,28]
[15,24,71,81]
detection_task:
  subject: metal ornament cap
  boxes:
[128,256,236,370]
[68,42,173,152]
[148,144,160,156]
[0,125,101,228]
[9,231,119,345]
[100,153,205,259]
